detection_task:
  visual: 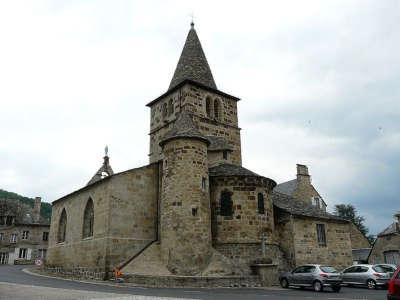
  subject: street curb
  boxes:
[23,268,284,291]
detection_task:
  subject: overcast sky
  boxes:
[0,1,399,235]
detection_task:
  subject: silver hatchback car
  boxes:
[341,264,392,289]
[279,264,342,292]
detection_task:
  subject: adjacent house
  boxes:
[0,197,50,265]
[369,213,400,266]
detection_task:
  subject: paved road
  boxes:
[0,265,387,300]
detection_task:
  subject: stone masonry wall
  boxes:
[106,164,159,270]
[350,222,371,249]
[369,233,400,265]
[210,176,275,244]
[149,83,242,165]
[215,243,287,275]
[47,164,159,274]
[292,217,352,270]
[47,180,111,271]
[161,138,212,275]
[292,177,323,209]
[274,210,296,269]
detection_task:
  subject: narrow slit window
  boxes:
[316,224,327,247]
[257,193,265,214]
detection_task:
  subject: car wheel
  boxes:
[332,285,341,292]
[366,279,376,289]
[313,280,323,292]
[280,278,289,288]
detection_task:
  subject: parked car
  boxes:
[376,264,398,277]
[341,264,391,289]
[388,266,400,300]
[279,264,342,292]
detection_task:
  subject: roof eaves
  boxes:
[146,79,240,107]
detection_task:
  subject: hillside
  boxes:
[0,189,52,222]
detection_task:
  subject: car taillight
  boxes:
[388,279,395,295]
[320,273,328,278]
[373,273,383,278]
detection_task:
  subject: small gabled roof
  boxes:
[274,179,297,196]
[377,222,399,237]
[272,192,347,222]
[159,110,209,146]
[87,148,114,186]
[209,163,262,177]
[168,23,216,91]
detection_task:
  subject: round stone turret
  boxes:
[159,111,212,275]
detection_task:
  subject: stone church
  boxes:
[46,24,369,285]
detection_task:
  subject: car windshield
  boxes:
[372,266,386,273]
[320,266,338,273]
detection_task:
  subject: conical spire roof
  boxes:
[168,23,217,90]
[160,110,209,146]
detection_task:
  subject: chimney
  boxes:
[32,197,41,223]
[297,164,311,184]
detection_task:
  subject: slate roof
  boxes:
[274,179,297,196]
[160,111,209,146]
[87,155,114,186]
[272,192,346,222]
[168,23,216,91]
[206,136,233,151]
[377,222,399,237]
[352,248,372,262]
[209,163,262,177]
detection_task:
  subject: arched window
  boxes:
[214,99,221,121]
[257,193,265,214]
[168,99,174,115]
[82,198,94,238]
[206,97,212,117]
[220,191,233,217]
[162,102,168,119]
[57,209,67,243]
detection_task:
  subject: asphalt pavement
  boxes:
[0,265,387,300]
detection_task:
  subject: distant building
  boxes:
[369,212,400,266]
[0,197,50,265]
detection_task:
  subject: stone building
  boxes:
[368,213,400,266]
[46,24,361,285]
[0,197,50,265]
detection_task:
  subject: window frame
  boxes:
[316,223,327,247]
[257,193,265,214]
[22,231,29,240]
[82,198,94,239]
[220,190,233,217]
[57,209,67,243]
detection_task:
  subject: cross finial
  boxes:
[190,13,194,28]
[105,145,109,157]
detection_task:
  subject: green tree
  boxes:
[0,189,52,222]
[334,204,375,244]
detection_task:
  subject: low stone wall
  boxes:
[40,266,106,281]
[121,273,261,288]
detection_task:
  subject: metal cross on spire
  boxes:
[190,13,194,28]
